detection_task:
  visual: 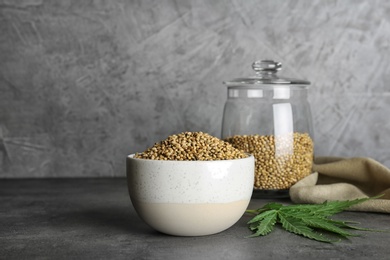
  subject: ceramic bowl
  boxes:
[126,154,255,236]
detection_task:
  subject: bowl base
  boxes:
[131,199,250,236]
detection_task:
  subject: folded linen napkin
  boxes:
[289,157,390,213]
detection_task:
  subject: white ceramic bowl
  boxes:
[126,154,255,236]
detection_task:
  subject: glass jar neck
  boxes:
[227,85,308,100]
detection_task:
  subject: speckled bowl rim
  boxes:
[127,153,254,163]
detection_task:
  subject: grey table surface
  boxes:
[1,178,389,260]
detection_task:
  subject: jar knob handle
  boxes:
[252,60,282,74]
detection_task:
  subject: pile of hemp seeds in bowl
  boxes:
[134,131,248,161]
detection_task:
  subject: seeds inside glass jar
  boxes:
[224,132,313,190]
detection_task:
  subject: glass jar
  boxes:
[221,60,314,198]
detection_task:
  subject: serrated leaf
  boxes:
[279,213,339,243]
[312,197,373,216]
[247,211,277,237]
[246,202,283,216]
[279,208,360,237]
[326,219,383,232]
[322,218,360,228]
[281,197,373,217]
[300,216,358,237]
[247,209,277,224]
[245,196,383,243]
[279,209,357,237]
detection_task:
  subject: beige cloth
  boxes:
[289,157,390,213]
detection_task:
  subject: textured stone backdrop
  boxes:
[1,0,390,177]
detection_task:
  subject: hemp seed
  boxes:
[224,133,313,190]
[135,131,248,161]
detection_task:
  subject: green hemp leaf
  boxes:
[246,197,381,243]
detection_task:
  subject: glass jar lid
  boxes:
[224,60,310,86]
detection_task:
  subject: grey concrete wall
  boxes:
[1,0,390,178]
